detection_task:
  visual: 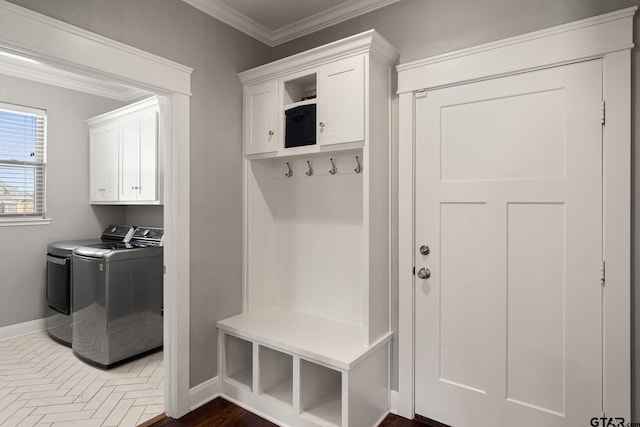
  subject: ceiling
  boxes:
[181,0,403,46]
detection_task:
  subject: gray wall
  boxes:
[0,73,126,326]
[272,0,640,416]
[5,0,272,388]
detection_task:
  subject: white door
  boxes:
[414,60,603,427]
[316,55,364,146]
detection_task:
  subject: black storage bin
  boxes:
[285,104,316,148]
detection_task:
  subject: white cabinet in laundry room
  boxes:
[88,96,161,205]
[89,124,119,202]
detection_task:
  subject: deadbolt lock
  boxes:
[419,245,430,256]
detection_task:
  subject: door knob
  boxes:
[419,245,430,255]
[417,267,431,279]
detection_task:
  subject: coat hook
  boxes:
[329,158,337,175]
[354,155,362,174]
[285,162,293,178]
[305,160,313,176]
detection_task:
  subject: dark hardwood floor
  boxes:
[144,397,439,426]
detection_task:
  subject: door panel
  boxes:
[414,60,603,427]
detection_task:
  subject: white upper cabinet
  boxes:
[239,30,396,158]
[119,110,158,202]
[89,125,119,202]
[87,97,161,205]
[244,80,278,155]
[316,55,365,146]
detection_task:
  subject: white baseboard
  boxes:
[189,376,220,411]
[0,318,46,341]
[390,390,399,414]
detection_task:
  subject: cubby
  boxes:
[224,335,252,391]
[259,346,293,408]
[219,30,397,426]
[283,73,316,106]
[300,360,342,426]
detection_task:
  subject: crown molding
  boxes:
[0,59,148,102]
[182,0,403,47]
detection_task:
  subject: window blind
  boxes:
[0,102,47,218]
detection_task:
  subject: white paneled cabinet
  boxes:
[119,110,157,202]
[87,97,161,205]
[89,125,119,202]
[317,55,365,146]
[220,31,397,427]
[244,80,279,155]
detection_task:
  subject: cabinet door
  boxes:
[244,80,278,155]
[119,119,140,201]
[137,111,158,202]
[89,126,119,202]
[316,55,365,146]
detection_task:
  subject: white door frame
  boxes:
[0,1,193,418]
[397,7,636,421]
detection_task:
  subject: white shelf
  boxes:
[284,98,317,111]
[218,306,390,370]
[227,368,252,391]
[301,388,342,427]
[262,378,293,407]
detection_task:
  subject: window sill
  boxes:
[0,218,52,227]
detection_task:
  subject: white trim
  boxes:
[397,6,637,93]
[86,96,158,126]
[0,1,192,95]
[239,29,397,85]
[0,318,46,341]
[181,0,402,47]
[0,60,147,102]
[397,7,635,421]
[389,390,399,415]
[0,218,51,227]
[189,376,220,411]
[0,1,193,419]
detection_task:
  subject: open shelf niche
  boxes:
[219,30,398,427]
[259,345,293,408]
[224,335,252,391]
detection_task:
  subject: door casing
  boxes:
[0,2,193,418]
[397,6,635,421]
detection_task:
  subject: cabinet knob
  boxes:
[268,130,274,136]
[319,122,325,128]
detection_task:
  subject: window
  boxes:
[0,102,46,221]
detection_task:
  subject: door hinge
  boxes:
[601,260,605,286]
[600,100,606,125]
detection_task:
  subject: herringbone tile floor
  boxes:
[0,331,164,427]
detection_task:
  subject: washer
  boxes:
[71,227,164,368]
[46,225,135,346]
